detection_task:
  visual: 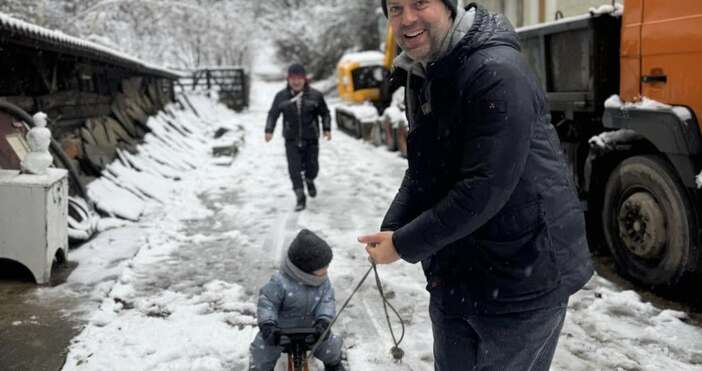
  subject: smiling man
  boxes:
[359,1,593,370]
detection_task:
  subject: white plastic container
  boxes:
[0,168,68,284]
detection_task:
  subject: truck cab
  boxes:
[621,0,702,122]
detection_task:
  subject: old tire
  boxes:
[602,155,698,286]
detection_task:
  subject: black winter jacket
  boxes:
[266,85,331,142]
[382,4,592,314]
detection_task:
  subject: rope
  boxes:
[372,263,405,361]
[306,261,406,363]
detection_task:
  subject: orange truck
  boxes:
[518,0,702,288]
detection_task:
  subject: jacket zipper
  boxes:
[297,92,303,147]
[304,286,311,322]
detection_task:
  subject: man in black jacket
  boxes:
[266,64,331,211]
[359,1,593,370]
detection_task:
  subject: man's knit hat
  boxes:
[287,229,333,273]
[381,0,457,18]
[287,63,306,77]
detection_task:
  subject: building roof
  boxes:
[0,12,182,79]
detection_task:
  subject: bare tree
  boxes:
[0,0,378,77]
[258,0,381,78]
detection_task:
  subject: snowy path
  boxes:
[54,76,702,371]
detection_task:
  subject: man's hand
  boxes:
[260,322,280,346]
[265,133,273,142]
[358,231,401,265]
[323,131,331,141]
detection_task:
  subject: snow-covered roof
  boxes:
[0,12,181,79]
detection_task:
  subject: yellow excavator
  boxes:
[334,24,401,147]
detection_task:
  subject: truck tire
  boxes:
[602,155,698,287]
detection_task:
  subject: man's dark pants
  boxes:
[430,297,567,371]
[285,140,319,190]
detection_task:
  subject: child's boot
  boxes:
[294,188,306,211]
[324,361,346,371]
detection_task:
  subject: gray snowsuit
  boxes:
[248,269,342,370]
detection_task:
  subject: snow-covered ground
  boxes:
[43,67,702,370]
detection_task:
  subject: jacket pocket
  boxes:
[474,206,561,302]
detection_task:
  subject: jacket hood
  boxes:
[431,3,521,78]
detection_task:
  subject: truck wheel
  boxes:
[602,155,697,286]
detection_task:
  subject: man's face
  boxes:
[288,75,306,92]
[387,0,453,62]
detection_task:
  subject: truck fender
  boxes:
[600,106,701,189]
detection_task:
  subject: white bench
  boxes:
[0,169,68,284]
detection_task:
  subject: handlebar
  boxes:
[277,327,318,349]
[277,327,318,371]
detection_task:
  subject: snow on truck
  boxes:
[518,0,702,289]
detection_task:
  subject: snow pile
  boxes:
[336,101,379,123]
[605,94,693,123]
[382,106,406,129]
[588,129,642,152]
[67,196,100,240]
[605,95,670,110]
[63,278,257,371]
[555,274,702,371]
[86,95,240,221]
[381,87,408,129]
[673,106,694,121]
[59,92,252,371]
[589,3,624,17]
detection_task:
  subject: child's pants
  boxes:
[248,330,343,370]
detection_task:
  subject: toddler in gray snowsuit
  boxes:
[249,229,345,371]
